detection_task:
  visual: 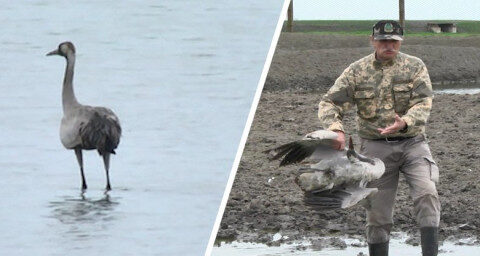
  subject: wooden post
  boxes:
[399,0,405,30]
[287,0,293,32]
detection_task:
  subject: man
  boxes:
[318,20,440,256]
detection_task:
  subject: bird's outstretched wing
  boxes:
[304,185,378,210]
[265,130,342,166]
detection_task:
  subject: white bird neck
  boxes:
[62,52,80,114]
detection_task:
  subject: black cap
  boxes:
[372,20,403,41]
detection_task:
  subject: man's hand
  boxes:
[377,114,407,135]
[332,130,346,150]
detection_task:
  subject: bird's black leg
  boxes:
[74,148,87,191]
[103,152,112,191]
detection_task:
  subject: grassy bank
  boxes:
[283,20,480,36]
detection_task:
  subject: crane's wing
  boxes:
[304,185,378,210]
[265,130,343,166]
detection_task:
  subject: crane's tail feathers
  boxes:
[303,190,345,210]
[80,112,122,155]
[303,186,378,210]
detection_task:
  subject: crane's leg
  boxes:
[74,148,87,190]
[102,152,112,191]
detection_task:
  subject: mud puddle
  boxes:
[434,82,480,94]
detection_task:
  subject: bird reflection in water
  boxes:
[49,193,119,240]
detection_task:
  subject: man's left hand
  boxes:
[377,114,407,135]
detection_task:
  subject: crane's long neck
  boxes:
[62,53,79,114]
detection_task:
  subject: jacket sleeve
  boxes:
[401,62,433,131]
[318,66,355,132]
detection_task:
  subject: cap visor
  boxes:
[373,35,403,41]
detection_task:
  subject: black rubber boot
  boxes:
[368,241,389,256]
[421,227,438,256]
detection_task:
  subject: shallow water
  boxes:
[0,1,283,255]
[434,82,480,94]
[212,233,480,255]
[435,88,480,94]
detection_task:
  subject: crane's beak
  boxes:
[46,49,59,56]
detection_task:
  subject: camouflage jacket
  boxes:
[318,52,433,139]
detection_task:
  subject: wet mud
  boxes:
[216,34,480,249]
[266,34,480,91]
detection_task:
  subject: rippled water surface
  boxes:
[0,1,283,255]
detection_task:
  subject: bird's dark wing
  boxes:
[303,185,378,210]
[266,139,339,166]
[265,130,342,166]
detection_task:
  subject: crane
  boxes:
[47,42,121,191]
[266,130,385,209]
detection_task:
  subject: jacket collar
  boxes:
[372,52,401,69]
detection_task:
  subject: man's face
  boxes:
[370,38,402,61]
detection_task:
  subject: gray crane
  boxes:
[47,42,121,191]
[266,130,385,210]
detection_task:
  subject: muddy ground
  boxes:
[266,33,480,91]
[216,34,480,248]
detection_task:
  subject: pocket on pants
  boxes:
[424,157,439,183]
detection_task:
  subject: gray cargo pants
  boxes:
[359,134,441,244]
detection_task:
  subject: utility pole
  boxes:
[399,0,405,30]
[287,0,293,32]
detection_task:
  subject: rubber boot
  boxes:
[420,227,438,256]
[368,241,389,256]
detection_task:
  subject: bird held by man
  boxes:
[47,41,121,191]
[266,130,385,210]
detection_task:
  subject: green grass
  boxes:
[307,31,476,37]
[456,21,480,33]
[405,32,476,37]
[299,20,378,26]
[288,20,480,36]
[306,30,370,36]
